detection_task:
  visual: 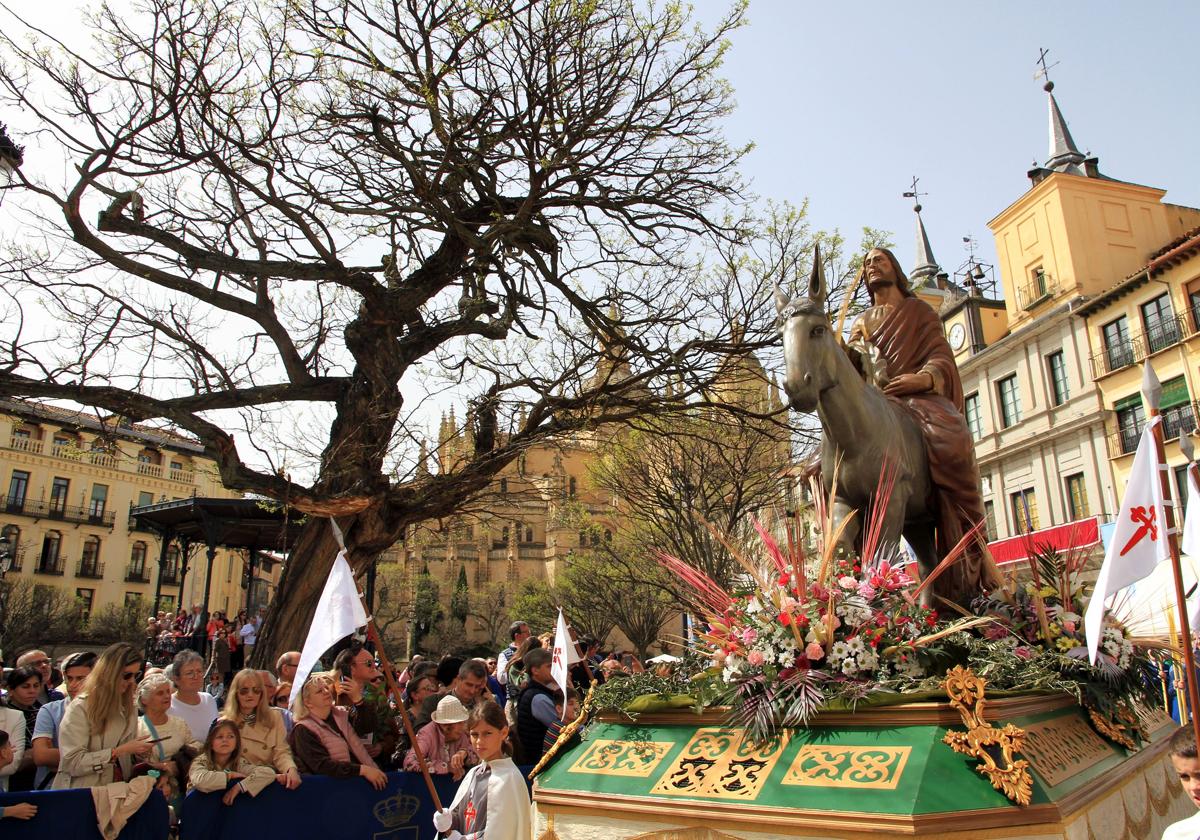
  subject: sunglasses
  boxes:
[121,670,141,681]
[273,694,289,705]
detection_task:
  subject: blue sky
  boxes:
[704,0,1200,284]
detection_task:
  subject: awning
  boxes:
[988,515,1103,566]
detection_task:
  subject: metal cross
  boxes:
[1034,48,1059,83]
[902,176,926,211]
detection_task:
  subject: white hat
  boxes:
[431,694,469,725]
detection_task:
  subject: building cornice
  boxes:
[987,172,1166,232]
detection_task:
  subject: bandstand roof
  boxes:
[129,496,304,551]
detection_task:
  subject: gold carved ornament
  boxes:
[1085,703,1142,751]
[941,665,1033,806]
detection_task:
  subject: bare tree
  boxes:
[0,0,781,663]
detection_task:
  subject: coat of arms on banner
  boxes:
[371,793,420,840]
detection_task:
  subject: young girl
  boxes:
[432,701,529,840]
[188,720,277,806]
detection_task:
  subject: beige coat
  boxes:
[188,753,275,797]
[236,711,296,775]
[53,695,138,789]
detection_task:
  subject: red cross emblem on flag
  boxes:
[1119,505,1159,557]
[552,646,563,668]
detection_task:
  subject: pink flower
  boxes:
[741,628,758,645]
[747,650,765,667]
[857,581,877,600]
[838,575,858,590]
[984,624,1009,640]
[1062,620,1076,634]
[805,642,825,661]
[1014,646,1034,660]
[780,596,800,614]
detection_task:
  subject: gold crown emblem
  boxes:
[373,793,420,827]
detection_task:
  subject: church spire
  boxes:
[1029,49,1101,183]
[903,177,940,284]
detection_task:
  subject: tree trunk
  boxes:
[250,509,400,670]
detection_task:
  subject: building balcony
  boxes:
[1,496,116,527]
[1017,271,1059,310]
[1106,401,1198,458]
[160,565,181,585]
[34,555,66,576]
[125,563,151,583]
[7,434,44,454]
[76,560,105,579]
[1090,315,1194,379]
[2,434,196,484]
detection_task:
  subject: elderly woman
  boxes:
[167,649,218,742]
[287,673,387,790]
[220,670,300,789]
[136,673,199,813]
[53,643,155,789]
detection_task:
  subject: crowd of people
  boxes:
[145,605,264,675]
[0,617,647,835]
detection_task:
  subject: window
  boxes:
[137,491,154,507]
[130,541,147,575]
[1,524,20,569]
[604,529,612,542]
[75,588,94,621]
[1047,352,1069,406]
[1114,394,1145,455]
[1176,465,1191,511]
[997,375,1022,428]
[568,476,577,498]
[50,477,70,515]
[1102,316,1134,372]
[81,536,101,567]
[501,526,510,543]
[88,484,108,518]
[39,530,62,571]
[499,478,508,495]
[579,530,587,546]
[983,501,997,541]
[964,393,982,440]
[1141,293,1179,353]
[170,460,183,473]
[1189,285,1200,333]
[525,527,534,543]
[1160,376,1193,440]
[7,470,29,508]
[1011,489,1040,533]
[124,592,143,608]
[160,594,175,613]
[1065,473,1089,520]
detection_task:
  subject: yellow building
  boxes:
[934,78,1200,568]
[1077,228,1200,493]
[0,399,273,626]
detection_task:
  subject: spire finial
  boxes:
[1035,49,1090,176]
[1035,47,1059,93]
[904,177,940,283]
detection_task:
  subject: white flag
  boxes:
[288,549,367,705]
[549,607,580,719]
[1085,416,1170,663]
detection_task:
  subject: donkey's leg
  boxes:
[903,522,939,608]
[831,499,861,561]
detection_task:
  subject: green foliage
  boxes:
[450,565,469,624]
[411,564,442,651]
[0,578,86,661]
[87,599,147,646]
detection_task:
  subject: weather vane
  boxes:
[902,176,927,213]
[1034,47,1060,92]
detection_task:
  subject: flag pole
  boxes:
[324,517,444,812]
[1144,362,1200,753]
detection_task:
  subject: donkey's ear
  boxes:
[808,243,827,306]
[773,282,790,315]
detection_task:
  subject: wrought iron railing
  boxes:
[35,554,66,576]
[2,496,116,527]
[76,559,105,579]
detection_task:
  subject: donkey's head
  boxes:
[778,245,838,413]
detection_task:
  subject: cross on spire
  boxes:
[1034,48,1060,92]
[902,176,926,213]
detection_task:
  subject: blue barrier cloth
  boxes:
[181,769,535,840]
[0,787,169,840]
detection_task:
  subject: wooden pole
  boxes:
[1143,362,1200,754]
[325,517,443,812]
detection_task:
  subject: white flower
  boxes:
[829,641,851,665]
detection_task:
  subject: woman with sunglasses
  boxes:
[53,643,155,789]
[219,670,301,789]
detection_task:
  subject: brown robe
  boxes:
[858,295,1002,601]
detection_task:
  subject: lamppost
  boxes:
[0,532,13,665]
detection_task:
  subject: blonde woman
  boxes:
[287,673,386,790]
[53,643,155,789]
[220,669,301,789]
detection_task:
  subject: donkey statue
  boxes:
[777,248,939,601]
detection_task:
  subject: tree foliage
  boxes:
[0,578,86,662]
[0,0,782,663]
